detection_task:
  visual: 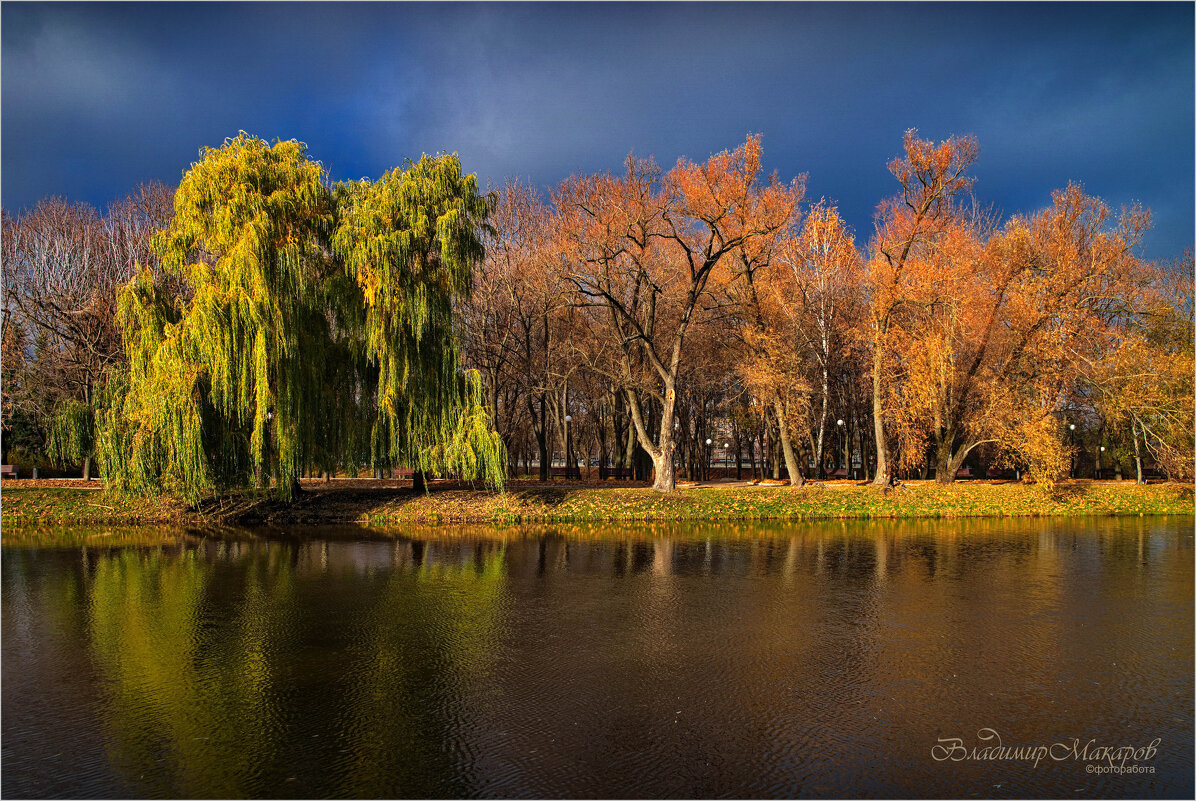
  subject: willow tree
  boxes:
[97,134,504,502]
[333,154,504,487]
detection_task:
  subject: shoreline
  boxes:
[1,480,1192,532]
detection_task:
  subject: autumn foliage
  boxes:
[459,131,1192,489]
[3,130,1192,493]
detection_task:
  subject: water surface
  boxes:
[3,517,1192,798]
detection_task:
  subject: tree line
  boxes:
[4,135,504,500]
[459,131,1193,490]
[2,130,1193,495]
[3,183,175,479]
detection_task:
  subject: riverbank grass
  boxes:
[1,481,1191,530]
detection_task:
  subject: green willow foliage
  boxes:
[47,398,95,468]
[96,134,505,502]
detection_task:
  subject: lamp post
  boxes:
[836,419,846,479]
[705,438,712,480]
[564,414,573,480]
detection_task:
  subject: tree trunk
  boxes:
[755,431,764,481]
[935,429,956,484]
[567,432,580,480]
[599,436,608,480]
[651,447,676,493]
[735,432,742,480]
[413,470,427,492]
[536,418,549,482]
[870,346,892,486]
[82,456,91,481]
[816,366,829,478]
[773,399,804,487]
[764,423,779,480]
[1132,419,1144,484]
[650,387,677,493]
[636,443,650,482]
[625,384,677,493]
[624,421,636,473]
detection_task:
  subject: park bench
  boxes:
[1,464,17,479]
[827,467,849,479]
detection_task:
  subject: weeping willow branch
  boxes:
[95,133,505,503]
[47,398,95,468]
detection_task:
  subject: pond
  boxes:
[2,517,1192,799]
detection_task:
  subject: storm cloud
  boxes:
[3,1,1192,257]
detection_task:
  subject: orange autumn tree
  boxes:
[928,184,1151,483]
[884,183,1151,484]
[448,130,1183,489]
[720,175,808,485]
[885,212,998,481]
[556,136,798,491]
[1055,214,1188,482]
[865,130,979,486]
[1119,253,1195,480]
[996,185,1149,481]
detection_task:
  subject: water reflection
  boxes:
[2,517,1192,798]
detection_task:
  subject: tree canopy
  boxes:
[95,134,504,502]
[6,130,1190,493]
[457,133,1192,488]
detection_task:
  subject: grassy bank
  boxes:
[1,486,193,527]
[2,480,1192,532]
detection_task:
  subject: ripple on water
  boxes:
[2,518,1193,799]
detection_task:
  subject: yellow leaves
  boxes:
[359,268,382,308]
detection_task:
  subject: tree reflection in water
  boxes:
[2,517,1191,798]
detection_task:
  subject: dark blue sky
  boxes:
[3,2,1193,258]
